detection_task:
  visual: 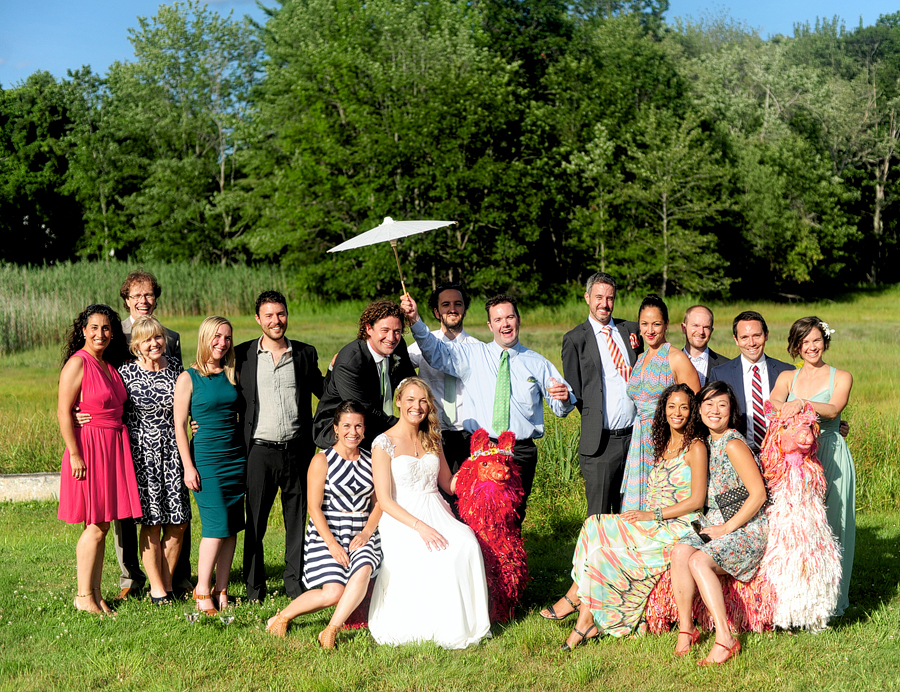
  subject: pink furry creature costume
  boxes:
[455,429,528,624]
[645,401,841,633]
[758,399,841,631]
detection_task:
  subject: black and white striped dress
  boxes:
[302,447,382,588]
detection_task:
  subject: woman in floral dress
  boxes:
[669,380,769,665]
[540,384,707,649]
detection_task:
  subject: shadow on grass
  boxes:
[836,522,900,627]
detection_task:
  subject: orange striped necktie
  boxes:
[603,326,631,381]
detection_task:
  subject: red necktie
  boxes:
[603,326,631,381]
[751,364,765,448]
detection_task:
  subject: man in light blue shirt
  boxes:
[401,292,574,524]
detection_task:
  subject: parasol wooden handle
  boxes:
[390,239,408,297]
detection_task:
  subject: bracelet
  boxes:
[654,507,663,522]
[413,519,419,530]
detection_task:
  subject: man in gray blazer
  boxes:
[115,271,189,600]
[681,305,728,386]
[562,272,642,516]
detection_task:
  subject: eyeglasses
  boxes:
[128,293,156,301]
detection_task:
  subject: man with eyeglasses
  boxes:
[407,283,481,509]
[115,271,190,600]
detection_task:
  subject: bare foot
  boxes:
[93,588,115,615]
[74,594,104,615]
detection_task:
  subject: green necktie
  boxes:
[380,360,393,417]
[492,350,511,433]
[442,372,457,426]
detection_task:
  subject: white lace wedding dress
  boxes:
[367,433,491,649]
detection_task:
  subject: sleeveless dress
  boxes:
[573,447,700,636]
[302,447,382,588]
[187,368,246,538]
[367,434,491,649]
[679,429,768,581]
[58,350,142,524]
[787,367,855,616]
[120,357,191,526]
[621,343,674,511]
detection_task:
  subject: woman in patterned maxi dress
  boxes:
[621,295,701,512]
[540,384,707,649]
[670,381,769,665]
[266,401,382,648]
[119,316,190,604]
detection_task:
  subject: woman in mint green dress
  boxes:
[770,316,855,617]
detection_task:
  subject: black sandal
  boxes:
[561,623,599,652]
[540,595,581,621]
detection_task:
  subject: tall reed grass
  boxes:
[0,262,298,355]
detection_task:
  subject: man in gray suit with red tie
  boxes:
[708,310,793,452]
[562,272,642,517]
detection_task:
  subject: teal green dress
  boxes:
[188,368,246,538]
[787,367,855,616]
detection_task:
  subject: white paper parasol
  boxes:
[328,217,456,294]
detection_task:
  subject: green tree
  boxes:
[620,107,730,296]
[0,72,82,263]
[105,0,262,261]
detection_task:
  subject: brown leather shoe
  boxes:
[117,587,142,600]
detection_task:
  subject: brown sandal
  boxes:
[211,587,228,611]
[266,611,291,638]
[318,624,339,650]
[193,587,218,616]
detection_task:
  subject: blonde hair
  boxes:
[129,315,166,359]
[395,377,442,454]
[193,316,236,384]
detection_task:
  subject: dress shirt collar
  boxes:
[256,336,292,355]
[740,353,767,374]
[588,314,617,336]
[438,328,470,343]
[486,338,525,359]
[366,340,386,364]
[685,346,709,364]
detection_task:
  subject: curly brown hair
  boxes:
[650,384,702,461]
[119,271,161,310]
[356,300,407,341]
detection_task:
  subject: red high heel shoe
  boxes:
[698,639,741,666]
[674,628,701,657]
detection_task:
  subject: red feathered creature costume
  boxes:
[455,429,529,623]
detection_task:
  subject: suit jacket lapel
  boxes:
[584,321,604,377]
[615,320,637,365]
[730,359,746,406]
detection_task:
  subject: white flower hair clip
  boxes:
[820,321,836,336]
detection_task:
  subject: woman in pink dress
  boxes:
[57,304,142,615]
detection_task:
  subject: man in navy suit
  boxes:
[562,272,642,516]
[681,305,729,386]
[708,311,793,452]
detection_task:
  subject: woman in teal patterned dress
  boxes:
[770,316,855,617]
[540,384,707,649]
[174,316,245,616]
[621,295,701,511]
[670,381,769,665]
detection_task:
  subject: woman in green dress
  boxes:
[174,316,246,616]
[770,316,855,617]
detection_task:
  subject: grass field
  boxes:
[1,271,899,690]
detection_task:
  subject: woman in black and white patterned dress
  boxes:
[266,400,382,648]
[119,316,191,604]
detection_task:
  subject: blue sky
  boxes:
[0,0,896,88]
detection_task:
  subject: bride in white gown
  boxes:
[368,377,491,649]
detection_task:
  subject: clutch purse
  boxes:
[714,486,749,521]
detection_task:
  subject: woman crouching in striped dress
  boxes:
[266,400,382,648]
